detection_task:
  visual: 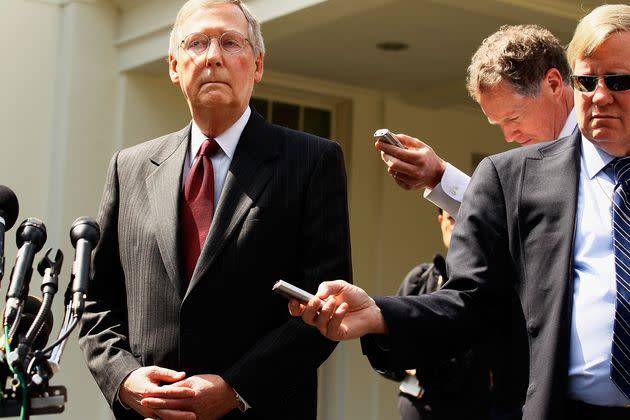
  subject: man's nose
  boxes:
[205,38,223,67]
[501,125,517,143]
[591,79,614,106]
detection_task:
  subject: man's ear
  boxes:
[169,54,180,84]
[544,68,565,97]
[254,53,264,83]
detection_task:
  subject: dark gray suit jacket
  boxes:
[363,131,582,420]
[79,111,352,419]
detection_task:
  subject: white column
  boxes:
[48,3,118,417]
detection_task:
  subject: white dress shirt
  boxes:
[567,135,630,406]
[185,106,251,209]
[425,108,578,217]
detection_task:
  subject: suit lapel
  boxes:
[185,112,279,297]
[146,124,190,296]
[519,132,581,299]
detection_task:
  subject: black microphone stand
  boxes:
[0,250,66,418]
[0,216,99,418]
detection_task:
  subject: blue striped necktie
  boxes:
[611,156,630,399]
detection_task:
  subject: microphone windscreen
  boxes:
[16,218,47,251]
[0,185,19,230]
[70,217,100,247]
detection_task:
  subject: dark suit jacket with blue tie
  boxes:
[78,111,352,419]
[363,131,584,420]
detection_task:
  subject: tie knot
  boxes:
[613,156,630,184]
[199,138,220,157]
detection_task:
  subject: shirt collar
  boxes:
[558,108,578,139]
[581,132,615,180]
[190,106,251,161]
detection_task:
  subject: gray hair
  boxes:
[567,4,630,70]
[466,24,571,102]
[168,0,265,58]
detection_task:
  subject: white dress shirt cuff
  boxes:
[422,163,470,218]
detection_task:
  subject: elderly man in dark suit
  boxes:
[79,1,351,419]
[291,4,630,420]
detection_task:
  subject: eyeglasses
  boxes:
[180,31,251,56]
[570,74,630,92]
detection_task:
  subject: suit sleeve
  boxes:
[362,157,512,371]
[376,264,429,382]
[221,141,352,409]
[78,152,141,409]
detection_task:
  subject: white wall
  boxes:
[0,1,58,227]
[121,71,191,147]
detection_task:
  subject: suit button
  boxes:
[527,322,539,337]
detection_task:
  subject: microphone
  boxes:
[8,249,63,383]
[13,249,62,361]
[69,217,100,317]
[5,218,47,330]
[46,219,99,374]
[0,185,19,282]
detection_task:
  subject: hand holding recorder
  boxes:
[373,129,447,191]
[273,280,315,303]
[279,279,388,341]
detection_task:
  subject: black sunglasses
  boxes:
[571,74,630,92]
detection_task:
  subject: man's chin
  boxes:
[196,92,231,106]
[589,129,619,145]
[200,81,228,89]
[586,135,630,157]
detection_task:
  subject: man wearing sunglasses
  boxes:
[79,1,352,419]
[291,4,630,420]
[378,25,577,218]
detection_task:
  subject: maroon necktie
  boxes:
[182,139,220,281]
